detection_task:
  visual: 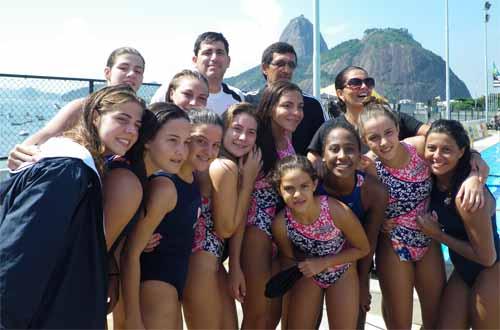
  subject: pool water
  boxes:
[442,142,500,262]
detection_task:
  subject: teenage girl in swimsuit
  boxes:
[418,119,499,329]
[236,81,304,329]
[121,110,223,330]
[319,121,388,328]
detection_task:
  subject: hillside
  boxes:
[226,17,471,102]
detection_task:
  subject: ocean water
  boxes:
[0,98,61,157]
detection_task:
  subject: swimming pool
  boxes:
[442,142,500,262]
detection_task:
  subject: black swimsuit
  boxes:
[430,186,499,287]
[140,172,201,299]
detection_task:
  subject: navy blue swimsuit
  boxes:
[430,186,500,287]
[140,172,201,299]
[317,171,366,223]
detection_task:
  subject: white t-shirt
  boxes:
[150,82,244,115]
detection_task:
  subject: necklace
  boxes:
[437,183,452,206]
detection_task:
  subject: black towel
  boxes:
[265,265,303,298]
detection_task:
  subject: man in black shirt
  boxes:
[244,42,325,155]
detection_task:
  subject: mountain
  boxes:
[226,17,471,102]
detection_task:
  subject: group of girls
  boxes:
[0,46,498,330]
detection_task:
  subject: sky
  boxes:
[0,0,498,98]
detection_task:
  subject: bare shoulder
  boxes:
[148,175,178,213]
[326,196,350,215]
[210,158,238,177]
[103,168,143,202]
[403,135,425,156]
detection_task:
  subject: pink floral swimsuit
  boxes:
[375,142,432,262]
[246,137,295,238]
[192,197,225,258]
[285,195,351,288]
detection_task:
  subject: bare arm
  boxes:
[418,193,496,266]
[24,98,84,145]
[358,175,387,276]
[226,150,261,302]
[121,177,177,329]
[271,211,297,270]
[103,168,143,250]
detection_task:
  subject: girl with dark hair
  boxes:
[0,84,145,329]
[150,69,210,112]
[104,103,191,327]
[239,81,304,329]
[121,110,223,330]
[8,47,146,169]
[182,103,261,329]
[418,119,499,329]
[272,155,369,329]
[319,121,388,329]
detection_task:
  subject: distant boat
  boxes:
[11,120,33,126]
[18,130,29,136]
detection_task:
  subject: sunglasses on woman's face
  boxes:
[344,77,375,89]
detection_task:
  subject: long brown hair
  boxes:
[64,84,146,174]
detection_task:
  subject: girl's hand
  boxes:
[309,155,326,178]
[143,233,162,253]
[417,211,442,238]
[457,173,484,212]
[358,154,375,171]
[298,258,327,278]
[359,281,372,312]
[240,146,262,185]
[381,219,397,233]
[470,151,489,184]
[228,266,246,303]
[7,144,40,170]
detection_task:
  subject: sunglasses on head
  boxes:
[270,60,297,69]
[344,77,375,89]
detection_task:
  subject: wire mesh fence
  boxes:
[0,73,160,159]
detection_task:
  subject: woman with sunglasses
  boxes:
[307,66,428,161]
[307,66,487,210]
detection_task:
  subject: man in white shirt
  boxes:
[151,32,244,114]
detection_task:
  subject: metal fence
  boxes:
[0,73,160,159]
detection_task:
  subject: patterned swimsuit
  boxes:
[375,142,432,261]
[246,138,295,238]
[285,195,351,288]
[192,196,225,258]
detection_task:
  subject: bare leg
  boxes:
[268,257,283,329]
[471,262,500,329]
[414,241,446,329]
[141,280,182,329]
[219,266,239,329]
[376,235,414,329]
[436,271,469,330]
[241,227,273,329]
[286,276,324,329]
[183,251,237,329]
[325,266,359,330]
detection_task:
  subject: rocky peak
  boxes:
[279,15,328,59]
